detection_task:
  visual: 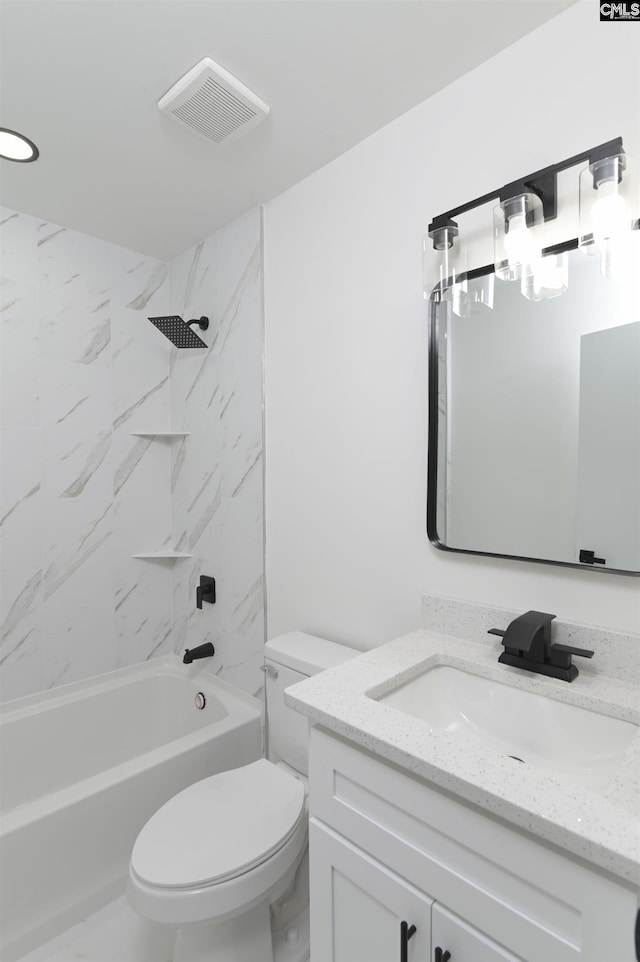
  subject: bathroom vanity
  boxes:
[286,630,640,962]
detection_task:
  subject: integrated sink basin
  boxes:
[373,665,638,791]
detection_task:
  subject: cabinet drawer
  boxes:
[310,727,637,962]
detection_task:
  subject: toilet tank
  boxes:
[264,632,359,776]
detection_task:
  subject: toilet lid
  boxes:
[131,759,305,889]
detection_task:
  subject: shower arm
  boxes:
[186,316,209,332]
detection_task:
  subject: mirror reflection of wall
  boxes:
[576,320,640,572]
[433,245,639,573]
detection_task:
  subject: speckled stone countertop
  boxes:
[285,630,640,887]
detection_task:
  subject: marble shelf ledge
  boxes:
[132,551,192,559]
[129,431,190,437]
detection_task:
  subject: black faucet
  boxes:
[488,610,594,682]
[183,642,215,664]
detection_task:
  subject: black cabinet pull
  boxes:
[400,920,416,962]
[635,908,639,961]
[434,949,451,962]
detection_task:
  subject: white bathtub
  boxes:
[0,656,262,961]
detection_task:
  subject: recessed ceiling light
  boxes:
[0,128,39,162]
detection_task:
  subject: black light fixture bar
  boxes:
[456,235,580,286]
[428,136,623,234]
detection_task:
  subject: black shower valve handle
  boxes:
[196,575,216,609]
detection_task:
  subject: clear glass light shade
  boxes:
[493,192,544,282]
[451,272,495,317]
[521,251,569,301]
[579,153,640,280]
[423,225,466,302]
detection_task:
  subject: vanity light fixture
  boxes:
[425,217,460,301]
[426,136,639,311]
[521,248,568,302]
[0,127,39,162]
[579,147,639,279]
[493,191,544,283]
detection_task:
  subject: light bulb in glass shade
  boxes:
[591,180,630,245]
[592,181,632,280]
[494,193,544,282]
[504,212,541,271]
[579,151,639,278]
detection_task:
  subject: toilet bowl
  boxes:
[127,633,358,962]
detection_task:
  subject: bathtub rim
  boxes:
[0,654,262,721]
[1,656,263,830]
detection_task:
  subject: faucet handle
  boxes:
[487,627,506,638]
[548,641,594,678]
[552,643,594,659]
[196,575,216,610]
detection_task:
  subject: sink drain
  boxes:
[507,755,525,764]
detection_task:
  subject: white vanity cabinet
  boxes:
[431,904,521,961]
[308,727,638,962]
[310,822,519,962]
[310,822,433,961]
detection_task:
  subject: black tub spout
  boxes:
[183,642,215,664]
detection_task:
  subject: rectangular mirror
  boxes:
[427,241,640,575]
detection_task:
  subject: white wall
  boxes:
[263,1,640,646]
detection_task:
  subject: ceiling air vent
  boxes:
[158,57,269,145]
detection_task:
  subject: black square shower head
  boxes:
[148,315,209,348]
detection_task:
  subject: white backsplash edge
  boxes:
[421,594,640,687]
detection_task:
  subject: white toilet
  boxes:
[127,632,357,962]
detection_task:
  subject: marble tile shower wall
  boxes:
[0,206,265,701]
[169,208,265,698]
[0,206,173,700]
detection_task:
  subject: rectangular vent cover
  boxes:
[158,57,269,145]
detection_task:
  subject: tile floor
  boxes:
[18,896,310,962]
[19,897,175,962]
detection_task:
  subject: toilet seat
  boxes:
[131,759,306,890]
[128,759,309,926]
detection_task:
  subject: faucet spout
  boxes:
[489,610,594,682]
[496,610,555,662]
[183,642,215,664]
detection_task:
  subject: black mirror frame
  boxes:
[426,238,640,577]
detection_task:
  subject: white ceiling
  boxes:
[0,0,575,261]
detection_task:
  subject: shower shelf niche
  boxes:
[129,432,191,438]
[132,551,192,560]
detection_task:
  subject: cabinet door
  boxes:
[310,819,432,962]
[432,903,523,962]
